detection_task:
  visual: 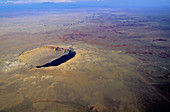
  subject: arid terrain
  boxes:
[0,8,170,112]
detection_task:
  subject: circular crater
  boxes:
[18,46,76,68]
[139,64,169,79]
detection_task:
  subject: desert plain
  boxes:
[0,8,170,112]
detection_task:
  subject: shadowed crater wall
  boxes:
[36,49,76,68]
[18,46,76,68]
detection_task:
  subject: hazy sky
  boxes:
[0,0,170,7]
[0,0,169,4]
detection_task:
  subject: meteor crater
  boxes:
[18,46,76,68]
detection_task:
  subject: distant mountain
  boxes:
[0,1,111,14]
[0,1,170,13]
